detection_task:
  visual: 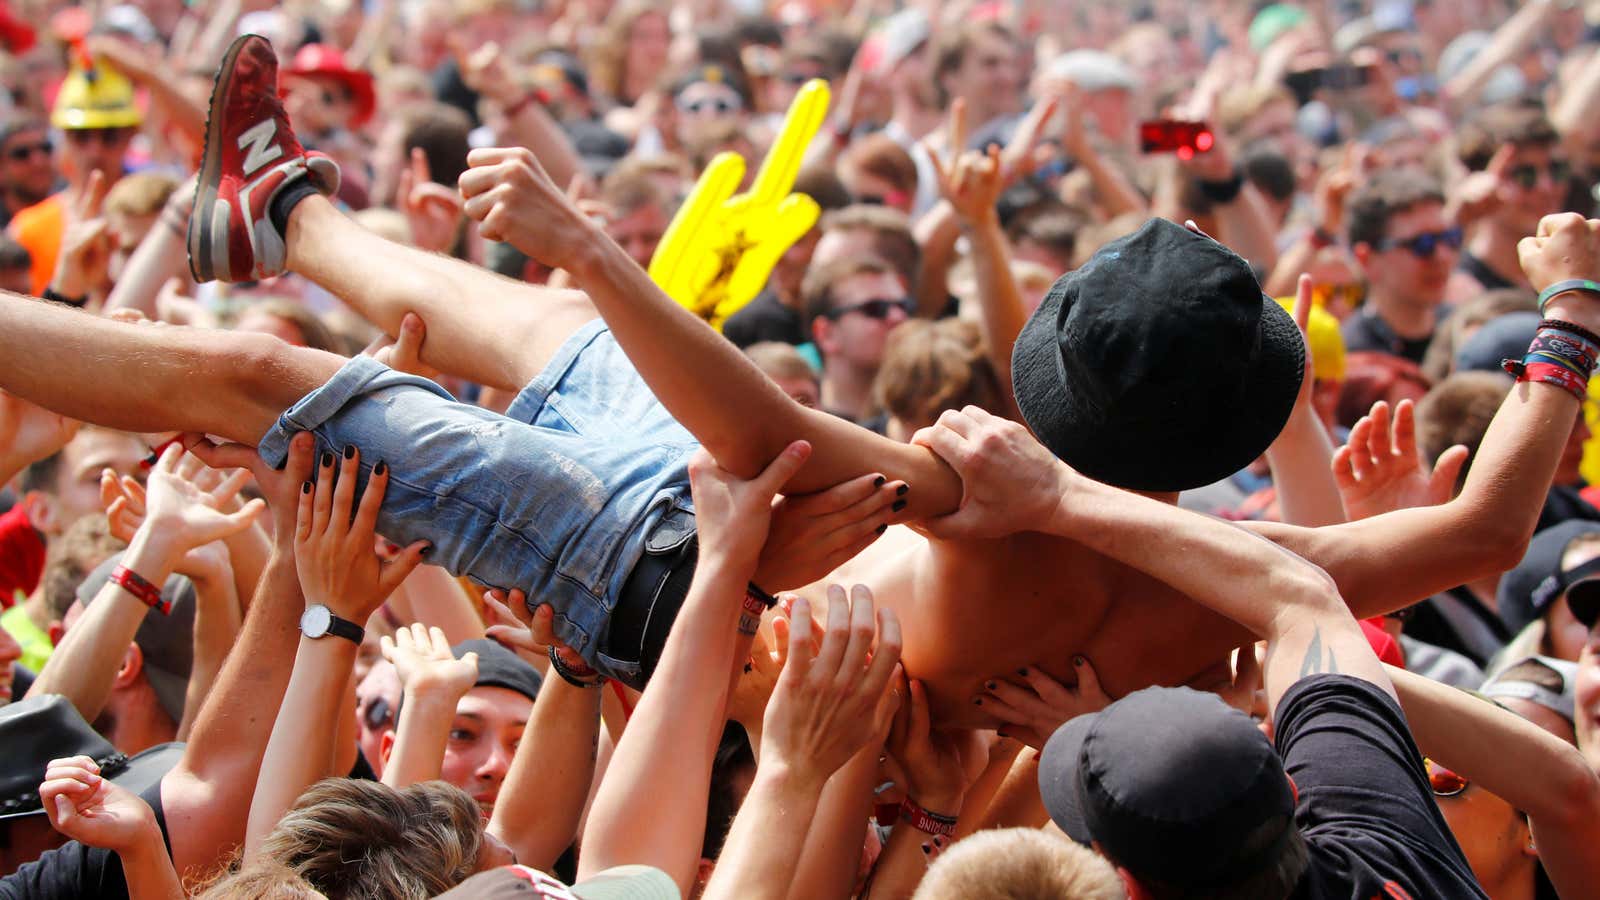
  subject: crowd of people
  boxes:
[1,0,1600,897]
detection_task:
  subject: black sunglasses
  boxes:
[825,297,913,321]
[1509,161,1572,190]
[1376,226,1463,259]
[65,127,131,147]
[5,140,50,161]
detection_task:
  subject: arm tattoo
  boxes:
[1298,625,1339,678]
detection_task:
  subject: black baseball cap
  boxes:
[1498,521,1600,633]
[1038,686,1297,889]
[452,639,542,703]
[1010,218,1304,493]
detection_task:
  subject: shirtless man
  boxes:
[3,36,1595,726]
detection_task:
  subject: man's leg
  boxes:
[0,295,339,443]
[284,196,599,393]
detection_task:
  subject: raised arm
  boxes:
[1262,275,1345,527]
[39,756,183,900]
[377,624,478,789]
[244,446,426,859]
[0,390,78,488]
[1385,664,1600,899]
[459,148,963,515]
[578,443,810,894]
[28,446,263,719]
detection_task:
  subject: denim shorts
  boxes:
[258,320,698,683]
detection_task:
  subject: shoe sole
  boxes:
[188,35,254,284]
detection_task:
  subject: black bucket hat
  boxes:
[1011,218,1304,492]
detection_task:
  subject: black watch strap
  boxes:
[325,613,365,645]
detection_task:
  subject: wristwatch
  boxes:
[300,604,365,645]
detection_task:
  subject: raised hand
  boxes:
[887,674,971,816]
[125,444,264,566]
[761,585,902,787]
[454,38,520,108]
[753,472,907,592]
[39,755,161,853]
[51,169,113,300]
[484,587,585,672]
[726,619,788,735]
[382,622,478,699]
[976,656,1112,750]
[1519,213,1600,293]
[1332,400,1468,520]
[0,389,79,473]
[184,430,317,542]
[293,446,428,624]
[395,148,463,254]
[932,144,1006,226]
[363,311,440,381]
[1446,144,1512,229]
[688,441,812,576]
[910,406,1070,540]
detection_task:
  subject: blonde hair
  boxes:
[104,172,180,218]
[202,779,482,900]
[745,341,818,385]
[913,828,1123,900]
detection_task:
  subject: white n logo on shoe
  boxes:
[238,120,283,178]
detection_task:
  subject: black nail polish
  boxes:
[875,523,888,535]
[421,545,433,556]
[1017,667,1028,676]
[896,484,910,496]
[973,697,983,706]
[921,844,931,855]
[320,451,333,467]
[873,475,887,488]
[343,445,356,460]
[985,681,997,690]
[374,460,388,476]
[892,499,907,512]
[301,481,312,494]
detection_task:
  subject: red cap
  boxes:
[1359,618,1405,668]
[283,43,376,127]
[0,2,35,55]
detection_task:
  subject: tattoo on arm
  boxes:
[1298,625,1339,678]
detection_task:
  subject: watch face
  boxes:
[301,604,331,638]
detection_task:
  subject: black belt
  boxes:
[603,505,698,690]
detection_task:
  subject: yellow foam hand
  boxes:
[649,78,830,329]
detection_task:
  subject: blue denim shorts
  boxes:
[258,320,697,683]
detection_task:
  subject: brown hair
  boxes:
[913,828,1122,900]
[600,165,672,217]
[1346,168,1447,248]
[1457,101,1560,172]
[820,205,920,287]
[204,779,482,900]
[1420,288,1538,383]
[588,1,666,103]
[932,22,1015,108]
[1215,84,1295,139]
[873,319,1003,431]
[39,515,125,621]
[801,254,899,329]
[104,172,180,218]
[840,134,918,198]
[1416,371,1513,493]
[236,298,343,356]
[395,103,473,190]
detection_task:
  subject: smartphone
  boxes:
[1139,120,1215,156]
[1284,64,1375,103]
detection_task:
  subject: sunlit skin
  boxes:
[1354,202,1457,339]
[28,428,144,536]
[1433,777,1536,900]
[436,687,531,819]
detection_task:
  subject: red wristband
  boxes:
[900,798,957,836]
[110,565,170,615]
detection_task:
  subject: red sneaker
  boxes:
[188,34,339,283]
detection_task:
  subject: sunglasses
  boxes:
[676,95,742,116]
[1424,758,1468,797]
[1565,577,1600,630]
[1311,281,1366,308]
[65,127,131,147]
[5,139,51,161]
[825,297,913,321]
[361,696,393,730]
[1375,226,1463,259]
[1509,161,1572,190]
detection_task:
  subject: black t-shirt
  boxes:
[1340,307,1437,365]
[721,289,808,348]
[0,780,168,900]
[1279,675,1485,900]
[1537,484,1600,533]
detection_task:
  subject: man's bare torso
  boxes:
[797,525,1256,728]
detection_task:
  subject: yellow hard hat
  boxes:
[1273,295,1346,383]
[51,59,143,130]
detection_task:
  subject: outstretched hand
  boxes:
[762,585,902,787]
[396,148,464,254]
[484,587,586,672]
[185,431,317,542]
[887,675,970,816]
[382,622,478,699]
[689,441,812,577]
[0,389,79,472]
[123,444,264,568]
[1332,400,1468,520]
[977,656,1113,750]
[294,446,428,623]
